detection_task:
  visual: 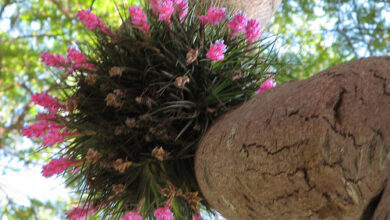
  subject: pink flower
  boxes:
[141,23,151,35]
[72,167,81,174]
[122,202,143,220]
[154,205,173,220]
[193,216,204,220]
[245,19,262,44]
[199,7,226,26]
[42,157,81,178]
[206,40,227,61]
[67,48,87,68]
[173,0,188,22]
[121,210,143,220]
[42,128,67,146]
[66,204,96,220]
[21,121,63,138]
[227,12,247,35]
[128,6,150,35]
[44,129,80,146]
[257,78,276,94]
[149,0,159,15]
[149,0,187,25]
[77,9,100,30]
[32,93,62,114]
[40,52,66,69]
[21,122,49,138]
[158,0,175,25]
[129,6,148,26]
[36,113,57,121]
[22,120,78,146]
[42,128,63,146]
[66,48,97,73]
[77,9,114,36]
[99,24,115,36]
[41,49,97,75]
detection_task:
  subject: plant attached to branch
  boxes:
[22,0,277,219]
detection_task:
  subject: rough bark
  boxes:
[195,57,390,219]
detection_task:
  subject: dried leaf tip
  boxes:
[86,148,102,163]
[109,66,122,77]
[112,158,132,173]
[85,73,97,85]
[232,70,244,81]
[174,76,190,89]
[152,146,170,161]
[112,184,125,195]
[186,47,198,65]
[66,97,78,112]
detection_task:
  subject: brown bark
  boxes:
[372,176,390,220]
[195,57,390,219]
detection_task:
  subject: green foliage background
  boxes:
[0,0,389,218]
[272,0,389,83]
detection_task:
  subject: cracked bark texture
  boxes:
[195,57,390,219]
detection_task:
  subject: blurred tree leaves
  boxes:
[0,0,136,219]
[271,0,389,83]
[0,0,136,153]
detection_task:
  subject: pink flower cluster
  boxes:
[40,53,66,69]
[22,121,62,138]
[257,78,277,94]
[206,40,227,61]
[227,12,247,35]
[202,10,261,61]
[118,202,203,220]
[66,48,97,73]
[40,48,96,75]
[32,93,63,114]
[121,210,143,220]
[157,0,175,24]
[42,157,81,178]
[245,18,262,44]
[174,0,188,22]
[200,9,261,44]
[128,6,150,35]
[22,93,79,146]
[35,113,57,121]
[154,204,174,220]
[121,203,143,220]
[199,7,227,26]
[22,120,77,146]
[67,48,87,68]
[44,128,78,146]
[149,0,188,27]
[66,203,97,220]
[77,9,114,36]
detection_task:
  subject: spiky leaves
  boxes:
[42,1,276,219]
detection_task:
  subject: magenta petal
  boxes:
[257,78,276,94]
[154,206,173,220]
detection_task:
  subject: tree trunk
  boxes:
[195,57,390,219]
